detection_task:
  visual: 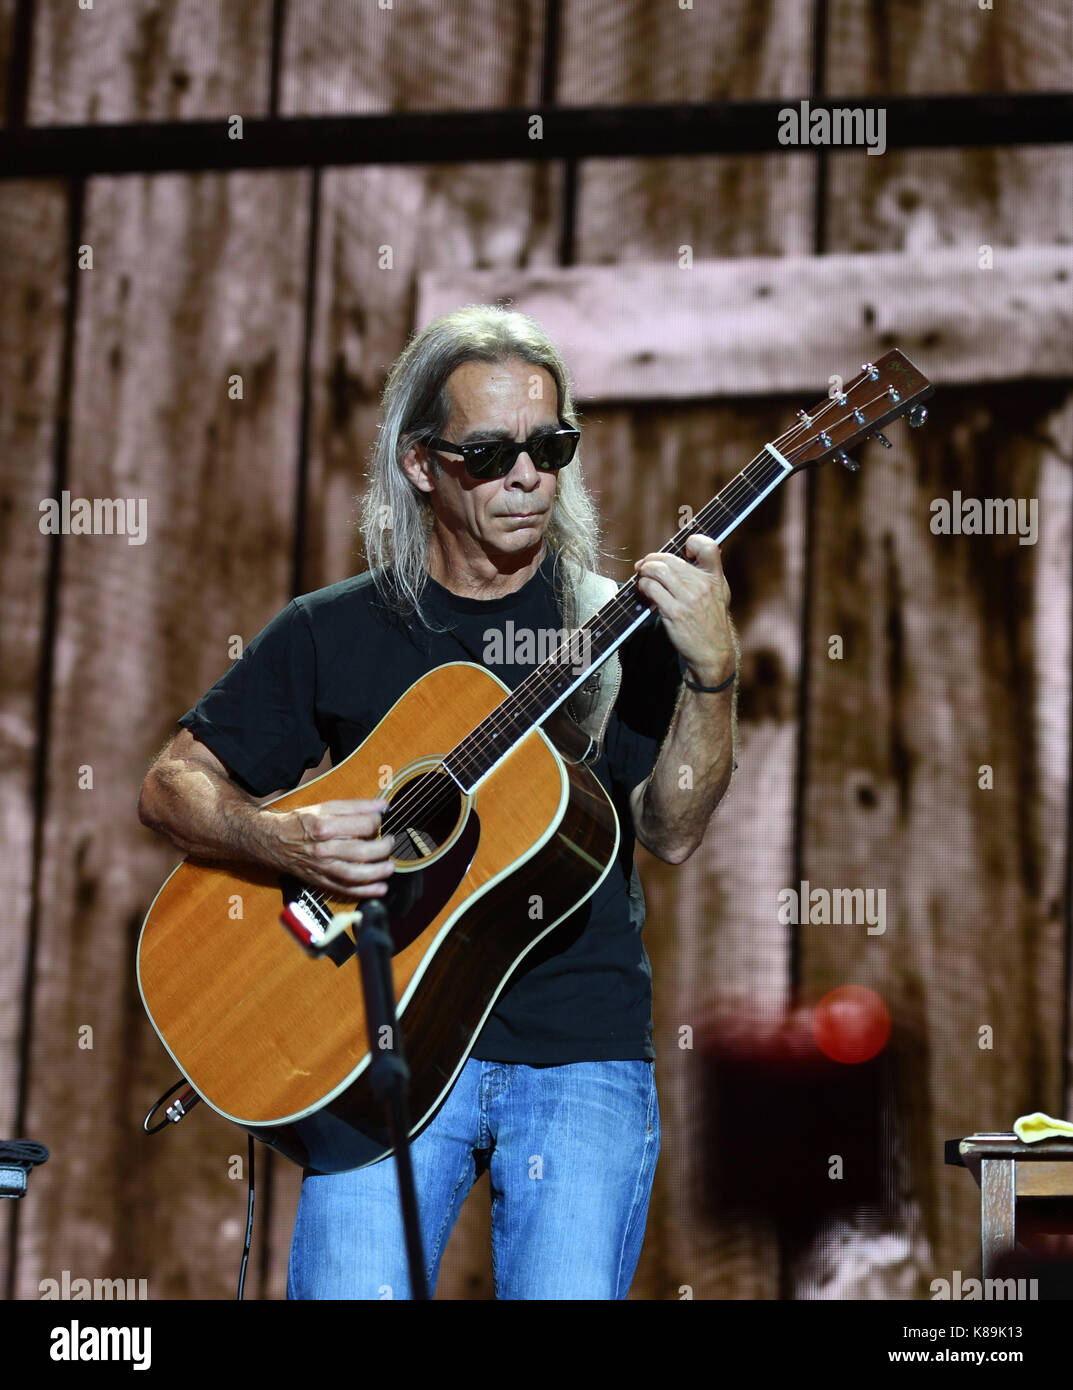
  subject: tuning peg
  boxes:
[873,431,892,448]
[908,406,928,428]
[837,452,860,472]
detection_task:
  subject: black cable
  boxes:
[141,1082,255,1298]
[142,1078,187,1134]
[0,1140,49,1198]
[237,1135,255,1300]
[0,1140,49,1165]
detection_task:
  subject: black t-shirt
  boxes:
[177,549,680,1064]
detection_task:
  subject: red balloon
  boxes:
[811,986,891,1063]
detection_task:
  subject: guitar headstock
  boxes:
[779,350,934,473]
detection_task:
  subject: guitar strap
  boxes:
[430,562,624,766]
[566,568,622,764]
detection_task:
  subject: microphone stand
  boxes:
[354,899,430,1301]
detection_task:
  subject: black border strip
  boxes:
[1,93,1070,179]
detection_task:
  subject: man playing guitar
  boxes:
[138,304,737,1299]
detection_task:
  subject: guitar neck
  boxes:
[442,345,934,792]
[442,445,794,792]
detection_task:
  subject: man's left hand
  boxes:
[633,534,736,687]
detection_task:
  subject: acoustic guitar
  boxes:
[137,350,933,1172]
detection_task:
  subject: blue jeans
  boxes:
[287,1058,660,1300]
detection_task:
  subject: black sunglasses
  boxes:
[427,427,580,480]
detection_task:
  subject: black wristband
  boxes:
[678,654,737,693]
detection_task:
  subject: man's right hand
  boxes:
[265,798,395,898]
[138,731,397,899]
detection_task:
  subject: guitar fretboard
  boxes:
[442,446,789,792]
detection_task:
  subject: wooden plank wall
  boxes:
[798,0,1073,1298]
[0,0,1069,1303]
[556,0,815,1301]
[415,246,1073,1301]
[0,182,68,1295]
[419,250,1073,399]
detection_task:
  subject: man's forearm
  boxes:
[634,678,736,864]
[140,739,395,898]
[138,758,282,868]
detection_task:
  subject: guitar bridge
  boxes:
[279,877,356,966]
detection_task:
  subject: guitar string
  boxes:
[301,379,907,911]
[386,381,898,809]
[374,455,777,829]
[322,380,902,862]
[301,457,770,912]
[325,381,901,865]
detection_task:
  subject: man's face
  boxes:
[403,358,562,562]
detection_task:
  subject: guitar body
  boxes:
[137,662,619,1173]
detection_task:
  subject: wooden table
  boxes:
[946,1133,1073,1278]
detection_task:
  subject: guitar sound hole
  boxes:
[382,769,463,863]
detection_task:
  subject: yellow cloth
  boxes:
[1013,1112,1073,1143]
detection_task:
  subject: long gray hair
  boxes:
[359,303,602,629]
